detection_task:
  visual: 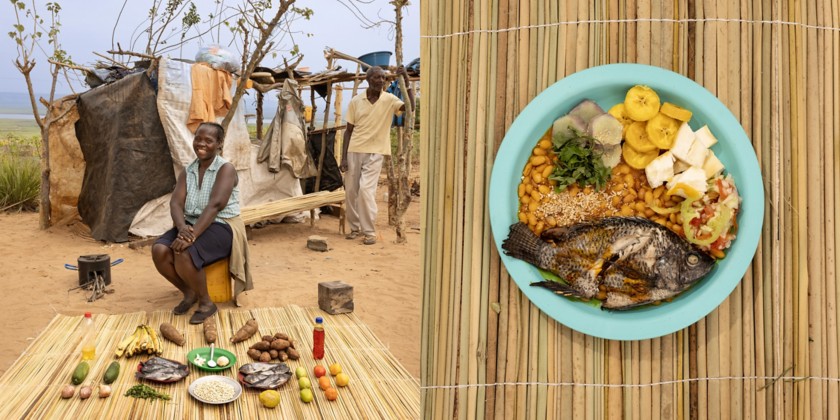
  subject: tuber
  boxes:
[286,347,300,360]
[259,351,272,362]
[269,349,279,359]
[274,332,289,340]
[203,316,217,344]
[99,385,112,398]
[261,335,274,342]
[79,386,92,399]
[230,319,259,343]
[278,350,289,362]
[159,323,185,346]
[247,348,262,360]
[250,341,271,351]
[270,338,290,350]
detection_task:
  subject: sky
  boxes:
[0,0,420,95]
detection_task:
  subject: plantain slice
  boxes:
[646,113,681,149]
[660,102,693,122]
[607,103,634,137]
[622,142,660,170]
[624,121,658,152]
[623,85,660,122]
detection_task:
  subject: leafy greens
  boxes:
[550,133,611,192]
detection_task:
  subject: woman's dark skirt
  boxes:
[155,221,233,270]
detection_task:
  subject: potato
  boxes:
[79,386,92,399]
[261,335,274,342]
[259,351,272,362]
[274,332,289,340]
[269,349,279,359]
[286,347,301,360]
[278,350,289,362]
[60,385,75,399]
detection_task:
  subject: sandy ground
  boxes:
[0,184,421,379]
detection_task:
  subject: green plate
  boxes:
[187,347,237,372]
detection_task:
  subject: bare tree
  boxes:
[386,0,415,243]
[8,0,73,229]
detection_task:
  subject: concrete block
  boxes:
[318,281,354,314]
[307,235,329,252]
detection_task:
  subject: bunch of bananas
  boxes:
[114,325,163,358]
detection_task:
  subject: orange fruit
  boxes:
[318,375,331,390]
[324,387,338,401]
[329,363,342,376]
[313,365,327,378]
[335,373,350,387]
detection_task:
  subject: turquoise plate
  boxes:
[488,63,764,340]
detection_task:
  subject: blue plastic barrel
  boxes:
[358,51,392,68]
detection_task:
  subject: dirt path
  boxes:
[0,188,421,378]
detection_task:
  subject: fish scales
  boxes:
[502,217,715,310]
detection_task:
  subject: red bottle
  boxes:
[312,317,325,360]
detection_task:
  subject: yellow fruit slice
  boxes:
[624,121,658,152]
[623,85,661,122]
[645,113,680,149]
[660,102,693,122]
[666,182,703,200]
[607,103,634,136]
[621,143,660,170]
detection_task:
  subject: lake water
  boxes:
[0,114,37,120]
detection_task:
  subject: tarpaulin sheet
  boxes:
[75,73,176,242]
[304,128,344,194]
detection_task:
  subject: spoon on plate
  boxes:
[206,343,217,368]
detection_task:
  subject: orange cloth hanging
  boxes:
[187,62,233,132]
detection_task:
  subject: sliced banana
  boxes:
[660,102,693,122]
[607,103,634,137]
[623,85,660,122]
[621,142,660,170]
[624,121,658,152]
[645,113,680,149]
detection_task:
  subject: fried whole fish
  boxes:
[239,362,292,389]
[502,217,715,310]
[135,356,189,383]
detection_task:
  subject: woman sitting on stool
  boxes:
[152,122,240,324]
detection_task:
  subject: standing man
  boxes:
[340,65,414,245]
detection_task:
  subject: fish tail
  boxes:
[502,222,547,268]
[530,280,585,299]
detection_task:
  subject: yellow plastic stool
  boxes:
[205,258,232,303]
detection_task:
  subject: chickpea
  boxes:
[644,190,653,204]
[518,212,528,223]
[525,183,533,194]
[528,214,538,226]
[617,164,630,175]
[611,183,625,193]
[546,216,557,227]
[523,163,533,177]
[518,183,526,197]
[622,194,636,204]
[535,221,545,233]
[530,155,547,166]
[653,187,664,199]
[538,185,551,195]
[520,195,530,204]
[532,172,543,184]
[663,199,676,208]
[567,185,580,196]
[620,205,634,216]
[644,208,655,218]
[542,165,554,179]
[624,174,636,189]
[538,139,552,149]
[528,201,539,212]
[672,224,683,235]
[533,147,547,156]
[635,202,646,213]
[611,196,622,207]
[530,190,541,202]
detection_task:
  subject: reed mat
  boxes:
[0,306,419,419]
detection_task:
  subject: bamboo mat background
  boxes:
[419,0,839,418]
[0,307,419,419]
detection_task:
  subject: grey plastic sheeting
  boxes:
[75,72,176,242]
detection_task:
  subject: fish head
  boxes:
[655,246,716,291]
